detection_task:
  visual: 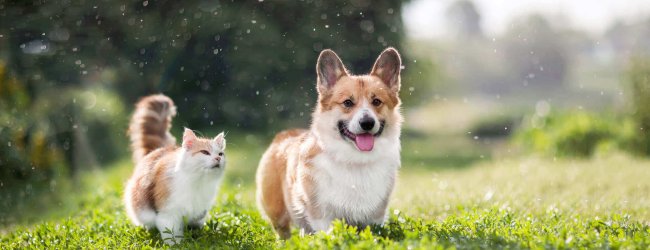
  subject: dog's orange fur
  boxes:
[320,75,399,115]
[257,48,402,239]
[255,129,321,239]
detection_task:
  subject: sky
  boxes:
[402,0,650,39]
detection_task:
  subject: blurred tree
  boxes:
[627,58,650,155]
[445,0,483,39]
[502,14,568,88]
[604,20,628,55]
[0,62,65,183]
[604,18,650,59]
[1,0,409,129]
[0,0,412,180]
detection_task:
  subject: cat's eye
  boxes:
[343,99,354,108]
[199,150,210,155]
[218,152,224,156]
[372,98,382,107]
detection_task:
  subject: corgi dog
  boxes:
[256,48,403,238]
[124,94,226,245]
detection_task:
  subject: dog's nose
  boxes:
[359,117,375,131]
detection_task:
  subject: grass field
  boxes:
[1,134,649,249]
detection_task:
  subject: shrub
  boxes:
[514,111,633,158]
[0,62,62,183]
[469,115,516,138]
[0,62,128,184]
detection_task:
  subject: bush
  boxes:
[469,115,517,138]
[552,114,613,157]
[0,62,128,184]
[514,111,635,158]
[0,62,62,183]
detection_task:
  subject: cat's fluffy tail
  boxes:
[128,94,177,164]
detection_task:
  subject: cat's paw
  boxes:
[161,232,183,245]
[163,238,177,246]
[187,222,205,230]
[163,235,183,245]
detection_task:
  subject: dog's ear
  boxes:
[316,49,348,92]
[371,48,402,92]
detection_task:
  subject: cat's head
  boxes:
[178,128,226,172]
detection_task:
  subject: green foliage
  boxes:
[0,61,128,183]
[2,136,650,248]
[514,111,637,157]
[514,60,650,157]
[628,58,650,155]
[3,194,649,249]
[400,46,440,107]
[1,0,413,131]
[469,115,516,138]
[0,62,64,183]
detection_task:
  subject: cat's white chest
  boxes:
[165,172,221,218]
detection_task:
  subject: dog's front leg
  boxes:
[369,198,390,226]
[309,217,333,233]
[370,210,388,226]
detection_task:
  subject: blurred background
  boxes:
[1,0,650,229]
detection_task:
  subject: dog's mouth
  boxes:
[337,121,385,152]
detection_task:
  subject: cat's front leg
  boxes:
[156,213,183,245]
[188,210,208,229]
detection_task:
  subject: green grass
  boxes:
[1,135,650,249]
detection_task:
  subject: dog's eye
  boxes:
[218,152,224,156]
[199,150,210,155]
[343,99,354,108]
[372,98,382,107]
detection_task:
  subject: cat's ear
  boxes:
[182,128,197,149]
[214,132,226,149]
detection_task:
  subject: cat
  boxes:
[123,94,226,245]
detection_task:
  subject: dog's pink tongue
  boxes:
[355,133,374,151]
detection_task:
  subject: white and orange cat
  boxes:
[124,94,226,245]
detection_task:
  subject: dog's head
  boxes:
[313,48,402,152]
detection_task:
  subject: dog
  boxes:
[256,48,403,238]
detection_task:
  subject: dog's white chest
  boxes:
[310,153,398,222]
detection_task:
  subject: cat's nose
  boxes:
[215,156,221,162]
